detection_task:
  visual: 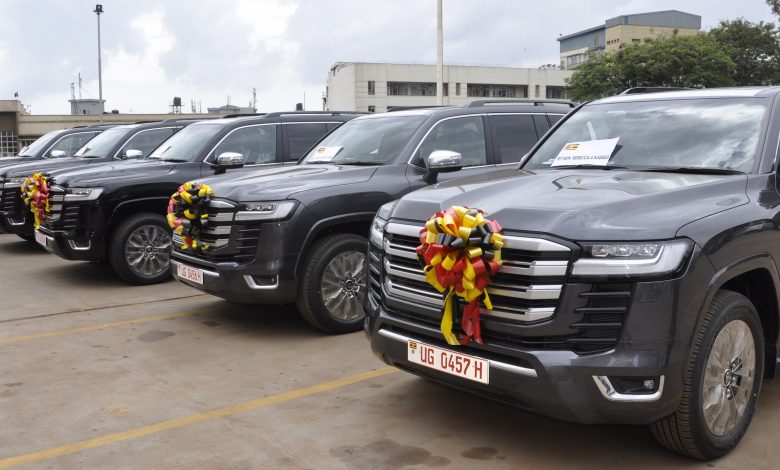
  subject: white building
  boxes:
[324,62,573,113]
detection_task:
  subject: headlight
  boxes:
[370,200,399,248]
[64,187,104,201]
[4,177,27,187]
[234,200,297,221]
[572,239,692,278]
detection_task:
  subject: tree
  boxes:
[709,19,780,85]
[768,0,780,17]
[566,33,735,101]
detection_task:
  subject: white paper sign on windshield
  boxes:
[309,145,343,161]
[551,138,619,167]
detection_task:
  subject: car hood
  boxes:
[2,158,111,179]
[0,156,42,173]
[392,169,749,240]
[42,159,179,186]
[200,164,379,201]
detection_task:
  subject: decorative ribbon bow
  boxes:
[20,173,51,230]
[416,206,504,346]
[167,182,214,251]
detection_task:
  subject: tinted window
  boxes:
[213,125,277,165]
[533,115,551,135]
[547,114,564,125]
[419,116,487,167]
[119,128,178,158]
[489,115,537,163]
[524,98,767,172]
[48,132,99,158]
[286,123,328,160]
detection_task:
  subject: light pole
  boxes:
[94,4,104,105]
[436,0,444,106]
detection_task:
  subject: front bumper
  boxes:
[36,227,105,262]
[171,253,298,304]
[365,295,684,426]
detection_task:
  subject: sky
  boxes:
[0,0,776,115]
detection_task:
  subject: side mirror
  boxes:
[424,150,463,184]
[49,150,67,158]
[215,152,245,174]
[124,149,143,159]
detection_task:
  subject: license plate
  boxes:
[407,340,489,384]
[34,231,47,247]
[177,263,203,285]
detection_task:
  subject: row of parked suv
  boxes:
[3,89,779,459]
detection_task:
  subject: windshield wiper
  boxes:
[336,161,381,166]
[640,166,745,175]
[549,164,632,170]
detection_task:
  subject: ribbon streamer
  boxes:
[416,206,504,346]
[167,182,214,251]
[20,173,51,230]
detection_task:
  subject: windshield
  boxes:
[148,123,224,162]
[524,98,767,173]
[74,127,134,158]
[301,115,426,165]
[18,130,62,157]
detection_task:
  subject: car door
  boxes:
[406,114,497,189]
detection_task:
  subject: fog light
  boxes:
[643,379,655,390]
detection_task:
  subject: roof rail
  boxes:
[619,87,693,95]
[262,111,368,118]
[386,105,447,112]
[160,117,211,123]
[220,113,267,119]
[466,99,577,108]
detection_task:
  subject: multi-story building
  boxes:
[324,62,572,113]
[558,10,701,70]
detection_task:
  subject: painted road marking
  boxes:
[0,367,398,468]
[0,311,201,347]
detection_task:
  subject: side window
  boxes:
[547,114,564,125]
[533,115,551,135]
[325,123,341,131]
[489,115,538,164]
[418,116,487,167]
[213,125,277,165]
[120,128,177,158]
[286,123,327,160]
[49,132,98,157]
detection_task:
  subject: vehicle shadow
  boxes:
[371,375,778,467]
[0,238,48,255]
[192,299,322,340]
[38,261,181,288]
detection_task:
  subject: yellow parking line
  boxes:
[0,367,398,469]
[0,311,200,347]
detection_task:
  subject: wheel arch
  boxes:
[294,211,374,280]
[107,197,169,237]
[702,254,780,378]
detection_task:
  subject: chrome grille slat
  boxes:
[172,200,260,263]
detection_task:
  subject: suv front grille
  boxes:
[0,185,23,219]
[377,222,632,355]
[172,200,260,264]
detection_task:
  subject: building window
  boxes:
[632,38,641,44]
[455,83,461,96]
[367,80,375,95]
[467,84,527,98]
[387,81,437,96]
[546,86,568,99]
[368,105,376,113]
[442,83,448,97]
[0,131,18,157]
[535,85,540,98]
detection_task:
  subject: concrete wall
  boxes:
[327,62,572,113]
[605,25,699,51]
[17,113,214,138]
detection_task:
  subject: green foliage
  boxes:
[566,33,735,101]
[709,19,780,85]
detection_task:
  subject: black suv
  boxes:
[0,119,197,239]
[170,100,573,333]
[366,88,780,459]
[34,112,359,284]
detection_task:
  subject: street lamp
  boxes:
[93,4,103,104]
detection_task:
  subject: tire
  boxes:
[297,233,368,334]
[108,213,173,285]
[651,290,764,460]
[17,233,35,243]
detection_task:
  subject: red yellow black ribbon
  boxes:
[167,182,214,251]
[20,173,50,230]
[416,206,504,346]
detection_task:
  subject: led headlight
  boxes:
[64,187,104,201]
[235,200,297,221]
[572,239,692,277]
[370,200,399,248]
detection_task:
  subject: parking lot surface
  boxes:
[0,233,778,469]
